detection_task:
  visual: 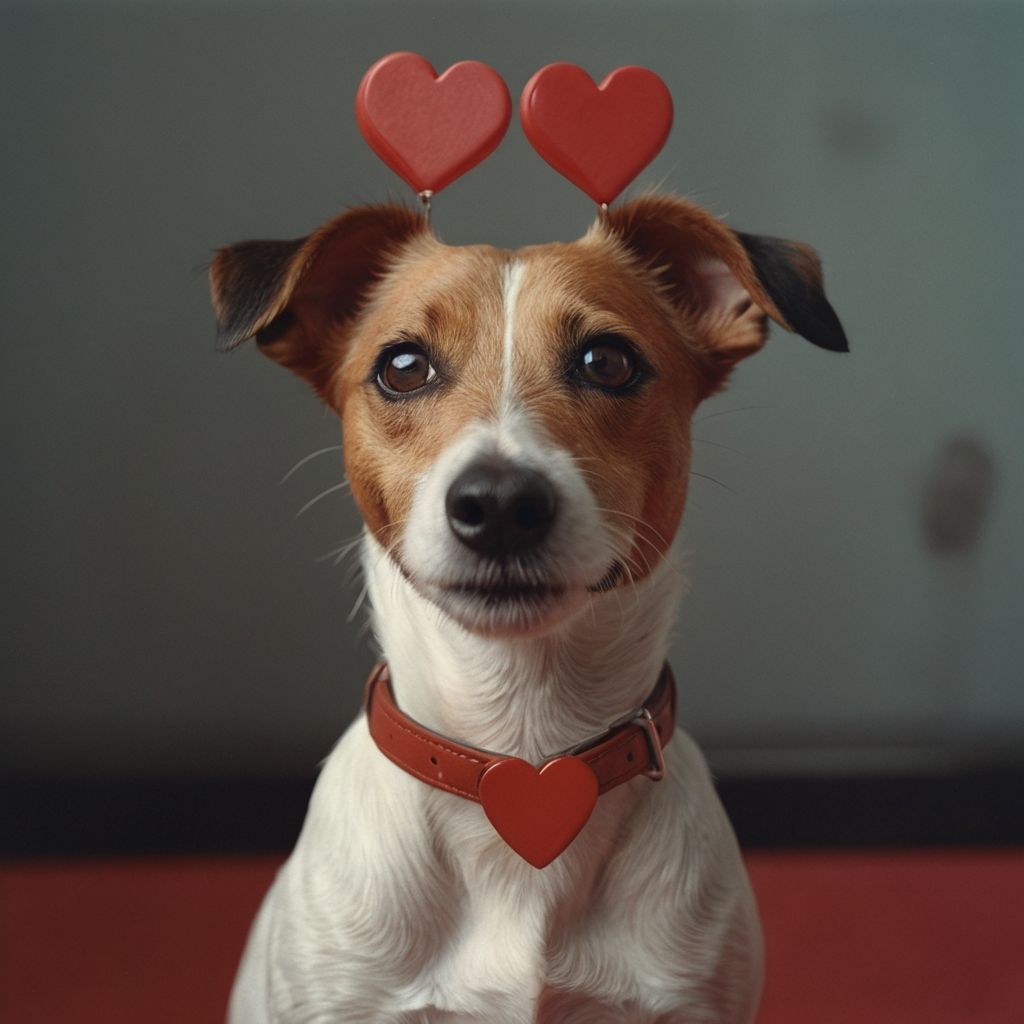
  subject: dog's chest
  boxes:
[381,879,665,1024]
[390,900,558,1022]
[362,801,647,1020]
[246,722,761,1024]
[278,749,678,1022]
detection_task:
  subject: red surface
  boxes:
[520,63,673,205]
[2,851,1022,1023]
[356,52,511,196]
[750,851,1024,1024]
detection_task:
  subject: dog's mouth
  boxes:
[438,568,566,618]
[447,580,566,607]
[410,558,625,637]
[442,557,621,606]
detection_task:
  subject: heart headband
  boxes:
[356,52,673,214]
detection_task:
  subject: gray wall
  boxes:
[3,0,1021,780]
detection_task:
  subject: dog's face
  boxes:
[211,195,845,637]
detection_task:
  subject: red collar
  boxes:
[363,662,675,868]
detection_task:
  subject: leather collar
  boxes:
[363,662,676,867]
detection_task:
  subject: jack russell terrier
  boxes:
[210,191,847,1023]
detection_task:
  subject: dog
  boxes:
[210,191,846,1023]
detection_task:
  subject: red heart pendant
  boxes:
[478,756,599,868]
[520,63,674,205]
[356,52,512,196]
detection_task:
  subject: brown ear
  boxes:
[209,204,425,399]
[602,193,848,364]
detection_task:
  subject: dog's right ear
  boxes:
[602,194,848,370]
[209,204,425,400]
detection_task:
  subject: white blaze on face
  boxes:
[500,260,526,416]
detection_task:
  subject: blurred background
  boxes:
[2,0,1022,851]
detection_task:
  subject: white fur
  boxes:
[229,407,762,1023]
[500,260,525,414]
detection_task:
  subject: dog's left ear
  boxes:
[602,194,848,367]
[209,204,425,401]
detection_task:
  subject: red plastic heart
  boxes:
[356,52,512,196]
[478,756,599,868]
[520,63,673,205]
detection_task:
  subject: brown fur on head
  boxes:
[210,193,846,595]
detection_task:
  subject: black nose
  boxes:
[445,457,558,557]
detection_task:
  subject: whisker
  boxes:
[693,404,764,425]
[691,437,746,456]
[315,534,364,567]
[689,471,735,495]
[349,536,389,623]
[594,506,672,555]
[295,482,348,518]
[596,520,660,602]
[279,445,343,484]
[344,522,411,625]
[611,514,684,585]
[347,580,371,623]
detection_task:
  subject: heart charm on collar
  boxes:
[356,52,512,196]
[478,755,599,868]
[520,63,673,205]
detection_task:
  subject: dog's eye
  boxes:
[575,337,638,392]
[376,343,437,396]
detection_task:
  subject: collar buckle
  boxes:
[633,706,667,780]
[564,702,667,781]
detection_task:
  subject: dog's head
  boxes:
[211,194,845,638]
